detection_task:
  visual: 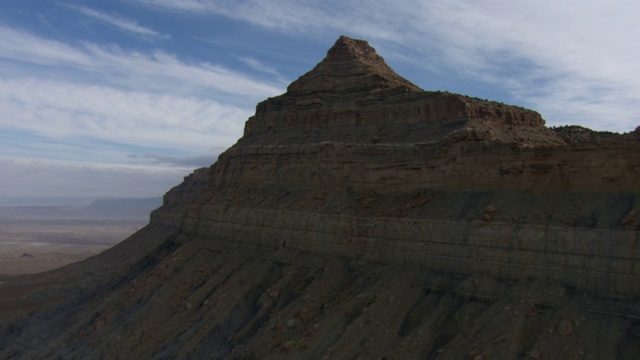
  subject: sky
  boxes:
[1,0,638,203]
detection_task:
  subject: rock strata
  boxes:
[1,36,639,359]
[154,36,640,297]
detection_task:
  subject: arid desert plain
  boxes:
[0,202,155,275]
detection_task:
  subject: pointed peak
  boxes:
[286,36,422,96]
[324,36,385,65]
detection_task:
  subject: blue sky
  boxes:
[1,1,638,201]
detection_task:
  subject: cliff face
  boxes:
[154,36,640,297]
[2,36,639,359]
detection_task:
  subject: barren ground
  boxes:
[0,215,148,275]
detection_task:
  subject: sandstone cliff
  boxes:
[1,36,639,359]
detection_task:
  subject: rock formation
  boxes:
[1,36,639,359]
[158,35,640,297]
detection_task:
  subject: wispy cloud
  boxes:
[0,26,283,100]
[129,0,211,12]
[64,4,170,40]
[129,0,640,132]
[416,1,640,130]
[0,78,251,155]
[0,26,93,68]
[237,56,281,77]
[128,0,340,33]
[0,25,286,165]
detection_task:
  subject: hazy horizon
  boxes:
[0,195,163,207]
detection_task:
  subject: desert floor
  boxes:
[0,215,148,275]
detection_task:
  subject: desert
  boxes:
[0,213,145,275]
[0,198,159,275]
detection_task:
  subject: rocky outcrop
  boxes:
[151,167,210,227]
[1,36,639,359]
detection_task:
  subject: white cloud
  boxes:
[0,78,250,154]
[0,26,93,68]
[129,0,211,12]
[416,1,640,131]
[129,0,341,33]
[65,4,170,39]
[0,26,283,100]
[237,56,281,77]
[0,25,277,199]
[0,25,285,167]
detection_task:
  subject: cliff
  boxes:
[1,36,639,359]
